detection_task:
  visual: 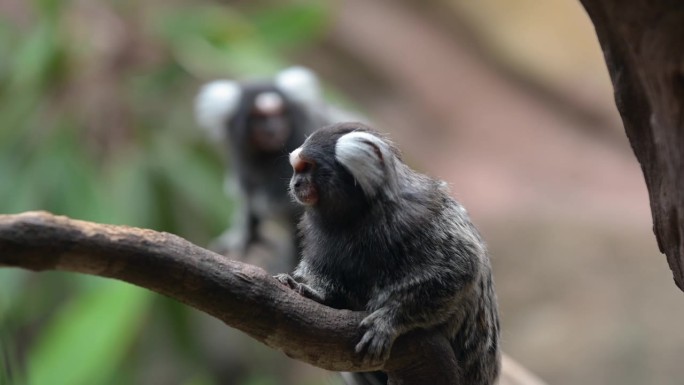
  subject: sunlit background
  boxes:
[1,1,683,385]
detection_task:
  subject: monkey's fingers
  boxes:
[274,273,298,289]
[355,330,392,365]
[298,284,326,303]
[274,274,326,303]
[355,330,374,355]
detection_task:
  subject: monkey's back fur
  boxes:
[282,123,500,385]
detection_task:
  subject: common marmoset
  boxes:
[276,123,500,384]
[195,67,355,270]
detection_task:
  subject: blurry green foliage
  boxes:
[26,283,151,385]
[158,3,329,78]
[0,1,331,384]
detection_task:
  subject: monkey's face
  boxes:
[247,92,292,153]
[289,147,319,206]
[195,66,321,147]
[288,125,362,210]
[288,123,388,218]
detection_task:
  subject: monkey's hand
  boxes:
[356,309,398,365]
[274,274,326,303]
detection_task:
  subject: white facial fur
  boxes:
[275,66,321,106]
[289,147,303,169]
[254,92,284,114]
[195,80,242,141]
[334,131,393,198]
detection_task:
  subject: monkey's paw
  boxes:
[274,273,298,289]
[274,274,326,303]
[355,312,397,364]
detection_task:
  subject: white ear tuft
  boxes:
[195,80,242,141]
[335,131,392,197]
[275,66,321,106]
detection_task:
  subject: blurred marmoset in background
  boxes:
[277,123,501,385]
[195,67,355,272]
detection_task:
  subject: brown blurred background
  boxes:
[0,1,682,385]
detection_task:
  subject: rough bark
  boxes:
[0,211,544,385]
[579,0,684,291]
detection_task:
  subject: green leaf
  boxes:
[156,5,286,77]
[252,2,330,48]
[100,148,157,227]
[9,22,67,91]
[150,135,233,236]
[32,0,68,20]
[27,281,152,385]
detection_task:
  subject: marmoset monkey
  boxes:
[195,67,354,270]
[276,123,500,385]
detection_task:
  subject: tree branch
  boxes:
[579,0,684,292]
[0,211,544,385]
[0,212,451,383]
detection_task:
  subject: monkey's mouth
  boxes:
[293,184,319,206]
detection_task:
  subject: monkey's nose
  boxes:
[289,148,313,173]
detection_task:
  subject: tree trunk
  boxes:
[580,0,684,291]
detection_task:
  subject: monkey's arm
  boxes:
[357,256,480,363]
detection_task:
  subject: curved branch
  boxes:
[0,211,452,382]
[0,211,544,385]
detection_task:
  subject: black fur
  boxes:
[227,82,308,220]
[206,81,332,268]
[277,123,501,385]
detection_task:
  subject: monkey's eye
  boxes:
[290,148,315,174]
